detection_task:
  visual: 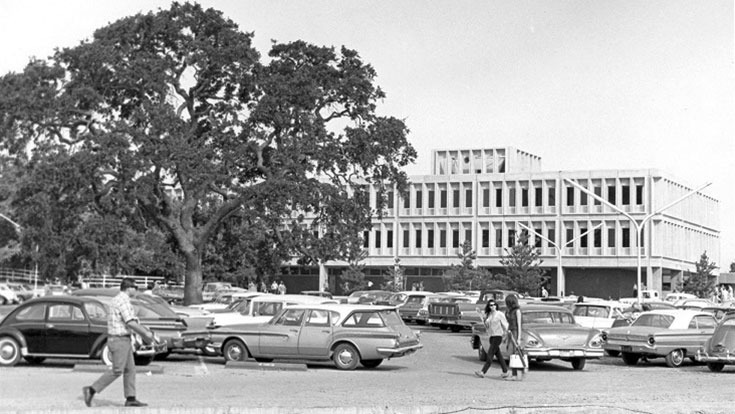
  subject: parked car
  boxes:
[610,301,677,328]
[72,288,199,357]
[470,304,604,370]
[673,298,716,309]
[44,284,71,297]
[151,284,185,304]
[206,304,423,370]
[346,290,394,305]
[396,292,436,324]
[7,283,36,303]
[0,282,20,305]
[427,294,477,332]
[572,300,627,330]
[664,292,697,303]
[0,296,164,367]
[696,313,735,371]
[601,309,717,367]
[698,305,735,321]
[300,291,334,299]
[207,294,336,327]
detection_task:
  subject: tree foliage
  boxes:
[683,251,717,298]
[0,3,415,303]
[499,232,545,295]
[382,257,405,292]
[442,240,507,292]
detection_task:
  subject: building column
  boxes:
[319,262,328,292]
[649,266,663,294]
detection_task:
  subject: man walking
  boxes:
[82,278,157,407]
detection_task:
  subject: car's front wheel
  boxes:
[101,343,113,366]
[665,349,685,368]
[0,337,21,366]
[707,362,725,372]
[332,343,360,370]
[360,359,383,368]
[570,358,586,370]
[223,339,249,362]
[621,352,639,366]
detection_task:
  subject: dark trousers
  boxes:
[480,336,508,374]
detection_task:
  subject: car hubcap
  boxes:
[672,350,683,365]
[228,345,243,361]
[0,342,16,361]
[337,348,355,366]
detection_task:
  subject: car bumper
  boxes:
[376,343,423,358]
[525,348,604,359]
[696,350,735,363]
[603,342,662,356]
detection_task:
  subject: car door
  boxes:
[257,308,305,357]
[46,303,91,355]
[690,315,717,349]
[11,302,47,353]
[297,309,334,357]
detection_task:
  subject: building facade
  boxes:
[287,147,719,299]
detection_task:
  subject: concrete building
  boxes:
[284,147,719,299]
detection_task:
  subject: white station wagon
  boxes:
[208,294,336,327]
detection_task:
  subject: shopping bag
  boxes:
[509,353,528,369]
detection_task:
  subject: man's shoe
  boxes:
[82,387,93,407]
[500,372,510,378]
[473,370,484,378]
[124,399,148,407]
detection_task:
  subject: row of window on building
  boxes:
[363,222,644,250]
[381,182,645,210]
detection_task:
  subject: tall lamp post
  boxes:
[517,221,603,297]
[564,179,711,304]
[0,213,39,293]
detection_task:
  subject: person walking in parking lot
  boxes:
[82,278,156,408]
[505,294,525,381]
[474,300,509,379]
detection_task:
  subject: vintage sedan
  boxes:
[696,313,735,371]
[572,300,627,330]
[470,304,604,370]
[205,304,422,370]
[0,296,162,367]
[601,309,717,367]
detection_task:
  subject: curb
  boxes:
[225,361,308,371]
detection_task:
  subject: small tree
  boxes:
[339,249,369,294]
[382,257,405,292]
[442,240,506,291]
[500,232,545,296]
[683,251,717,299]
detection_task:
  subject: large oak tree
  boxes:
[0,3,415,304]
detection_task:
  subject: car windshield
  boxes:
[523,311,575,325]
[405,296,425,305]
[632,313,675,328]
[722,319,735,327]
[253,301,283,317]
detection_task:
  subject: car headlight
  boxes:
[524,333,541,348]
[589,333,603,348]
[647,335,655,346]
[600,332,608,342]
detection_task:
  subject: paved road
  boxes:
[0,323,732,414]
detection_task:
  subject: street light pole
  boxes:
[564,179,711,305]
[517,221,603,297]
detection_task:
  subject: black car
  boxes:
[0,296,161,367]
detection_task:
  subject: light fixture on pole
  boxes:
[564,179,711,305]
[517,221,603,297]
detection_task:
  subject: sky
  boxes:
[1,0,733,266]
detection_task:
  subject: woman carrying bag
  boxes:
[505,294,527,381]
[474,300,509,379]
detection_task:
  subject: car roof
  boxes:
[18,295,102,306]
[283,303,396,313]
[642,309,711,317]
[252,294,336,304]
[573,300,626,308]
[521,304,574,312]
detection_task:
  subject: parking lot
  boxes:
[1,319,733,414]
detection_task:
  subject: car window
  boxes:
[694,316,717,329]
[305,309,330,327]
[15,303,46,321]
[84,302,108,321]
[633,314,675,328]
[274,309,305,326]
[406,296,424,305]
[379,309,403,326]
[722,318,735,327]
[253,301,283,317]
[48,304,85,321]
[342,311,385,327]
[524,311,575,325]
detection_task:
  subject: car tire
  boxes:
[332,343,360,370]
[360,359,383,368]
[0,336,21,366]
[200,345,220,357]
[101,343,113,366]
[621,352,639,366]
[478,345,487,361]
[223,339,248,362]
[571,358,586,370]
[707,362,725,372]
[23,356,46,365]
[0,297,7,306]
[605,350,620,357]
[665,349,685,368]
[154,351,171,361]
[450,326,461,333]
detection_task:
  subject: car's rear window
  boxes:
[573,305,610,318]
[633,314,675,328]
[15,303,46,321]
[524,311,575,325]
[405,296,424,305]
[343,311,386,327]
